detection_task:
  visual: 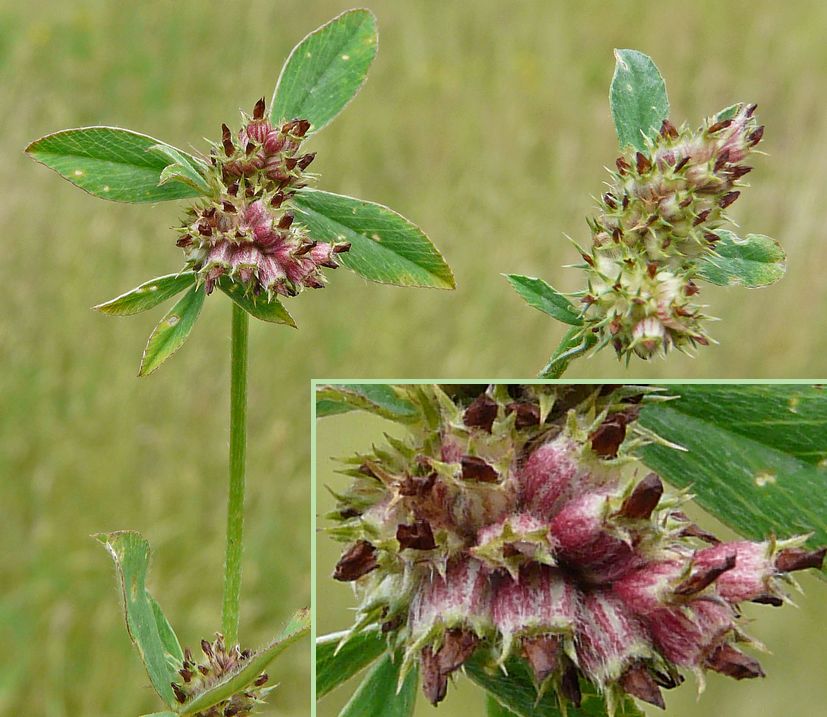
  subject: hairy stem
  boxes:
[222,303,249,644]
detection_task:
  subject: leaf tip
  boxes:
[138,355,158,377]
[502,272,525,283]
[349,6,378,24]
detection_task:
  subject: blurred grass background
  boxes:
[2,0,827,715]
[316,395,827,717]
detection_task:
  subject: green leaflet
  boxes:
[271,9,378,133]
[609,49,669,152]
[504,274,583,326]
[339,653,417,717]
[148,143,211,195]
[465,650,643,717]
[316,384,419,422]
[316,399,357,418]
[696,230,786,288]
[316,628,388,699]
[149,595,184,666]
[180,608,310,715]
[638,385,827,567]
[96,531,183,708]
[217,279,296,327]
[94,273,197,316]
[139,284,205,376]
[25,127,203,202]
[292,189,455,289]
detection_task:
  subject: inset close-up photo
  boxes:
[315,383,827,717]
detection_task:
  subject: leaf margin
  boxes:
[504,274,583,326]
[292,188,455,290]
[316,628,388,699]
[696,230,786,288]
[95,530,183,708]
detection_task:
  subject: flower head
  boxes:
[328,385,824,712]
[171,633,271,717]
[177,98,350,297]
[578,104,764,360]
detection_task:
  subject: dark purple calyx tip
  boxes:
[776,546,826,574]
[619,664,666,709]
[396,520,437,551]
[674,550,736,596]
[463,394,499,433]
[333,540,378,581]
[421,629,479,705]
[522,634,561,685]
[752,594,784,607]
[618,473,663,519]
[460,455,499,483]
[590,413,629,458]
[705,644,765,680]
[507,401,541,428]
[560,662,582,707]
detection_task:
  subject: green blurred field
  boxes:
[2,0,827,715]
[316,401,827,717]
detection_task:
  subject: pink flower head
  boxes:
[328,386,825,710]
[177,99,349,297]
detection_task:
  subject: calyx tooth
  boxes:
[420,629,479,705]
[674,550,737,596]
[333,540,378,581]
[776,546,826,573]
[617,473,663,519]
[522,634,562,685]
[704,644,765,680]
[619,664,666,709]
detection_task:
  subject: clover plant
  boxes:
[25,10,453,716]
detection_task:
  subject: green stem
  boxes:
[222,303,249,644]
[538,326,597,378]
